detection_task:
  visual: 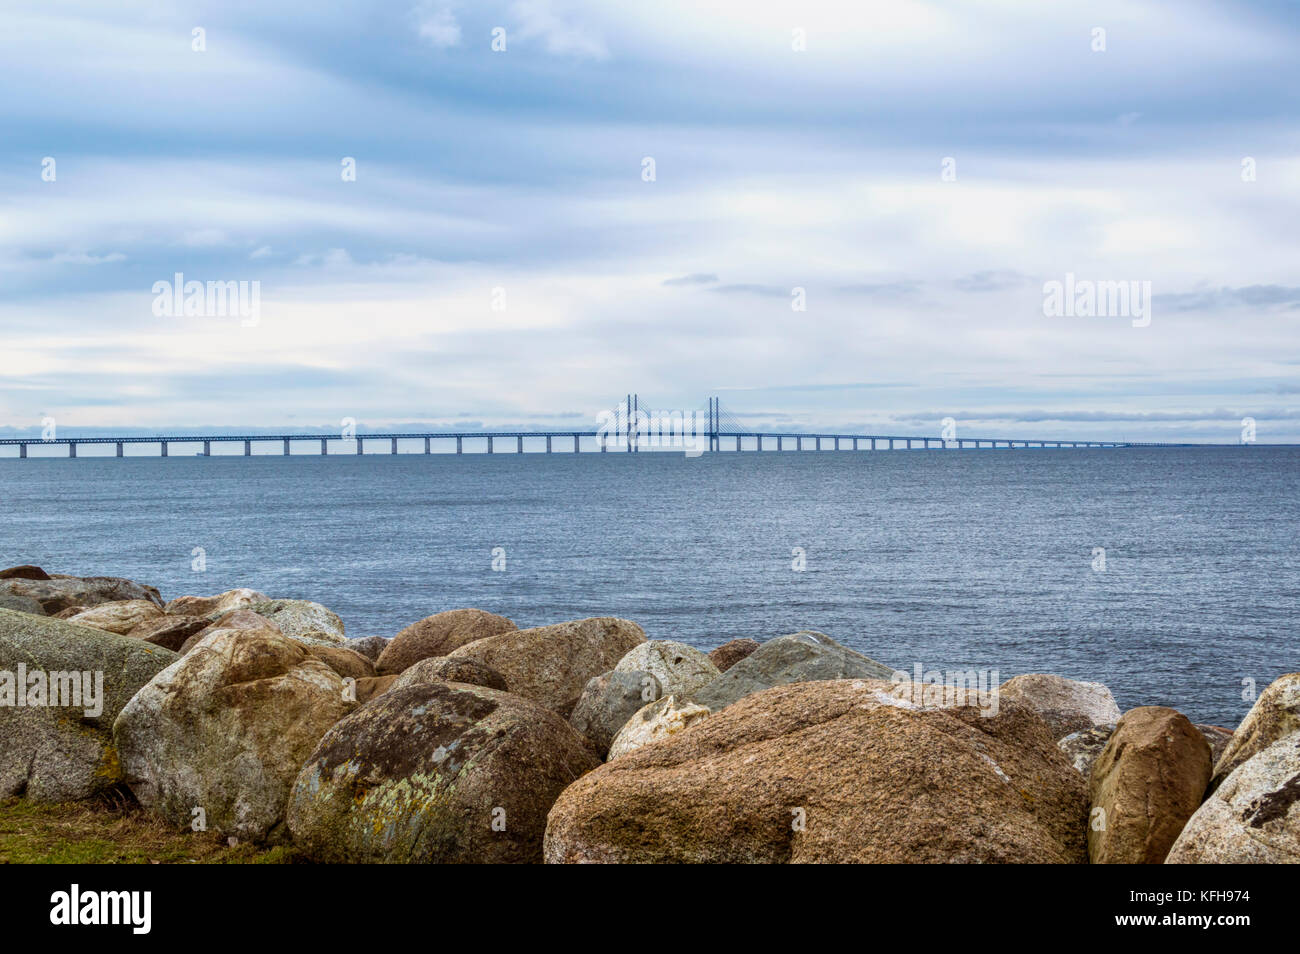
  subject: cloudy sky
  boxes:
[2,0,1298,442]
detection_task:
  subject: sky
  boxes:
[2,0,1299,442]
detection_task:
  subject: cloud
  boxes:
[662,273,718,286]
[414,1,462,49]
[510,0,608,59]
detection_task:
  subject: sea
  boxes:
[2,445,1297,728]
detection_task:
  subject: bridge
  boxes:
[0,394,1211,458]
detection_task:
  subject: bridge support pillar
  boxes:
[203,440,210,457]
[161,442,168,457]
[777,436,783,451]
[283,438,290,456]
[815,437,821,451]
[456,436,462,455]
[390,437,397,455]
[871,438,876,450]
[116,442,123,457]
[356,438,364,455]
[425,437,431,454]
[244,440,251,456]
[69,443,76,458]
[573,434,579,453]
[546,436,552,453]
[853,438,858,450]
[19,444,26,458]
[888,439,894,450]
[757,435,762,451]
[736,436,741,451]
[518,436,524,454]
[906,439,912,449]
[487,437,493,454]
[321,438,328,456]
[834,437,840,451]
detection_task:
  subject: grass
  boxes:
[0,795,302,864]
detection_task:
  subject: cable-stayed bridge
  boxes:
[0,394,1212,458]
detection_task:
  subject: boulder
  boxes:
[0,592,44,615]
[1210,672,1300,790]
[239,598,345,643]
[1196,724,1235,767]
[0,608,176,802]
[691,631,894,712]
[446,617,646,717]
[112,624,355,842]
[163,588,266,618]
[1057,724,1116,776]
[1166,736,1300,863]
[389,656,508,693]
[996,673,1121,739]
[126,614,210,652]
[353,675,397,703]
[375,609,518,675]
[305,645,375,680]
[178,609,283,655]
[608,694,711,760]
[0,565,50,581]
[0,574,162,616]
[615,640,718,697]
[545,679,1087,863]
[1088,706,1212,864]
[287,681,598,863]
[344,636,390,663]
[569,669,661,758]
[63,599,164,635]
[708,638,760,672]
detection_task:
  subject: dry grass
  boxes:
[0,795,301,864]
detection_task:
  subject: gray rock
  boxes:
[1057,724,1116,776]
[692,631,894,712]
[217,598,346,645]
[997,673,1122,739]
[570,669,661,757]
[389,655,508,692]
[614,640,718,697]
[0,574,163,616]
[344,636,390,662]
[0,608,177,801]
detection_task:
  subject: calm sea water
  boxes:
[2,447,1297,727]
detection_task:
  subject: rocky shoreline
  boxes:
[1,564,1296,863]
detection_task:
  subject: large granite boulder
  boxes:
[691,631,894,712]
[375,609,518,675]
[238,598,346,644]
[614,640,718,697]
[1166,735,1300,863]
[388,655,508,693]
[126,614,210,652]
[569,669,661,757]
[1210,672,1300,791]
[1088,706,1212,864]
[446,617,646,717]
[112,622,354,842]
[608,694,711,760]
[0,573,162,616]
[0,608,177,801]
[177,609,283,655]
[163,588,266,618]
[996,673,1121,739]
[63,599,164,635]
[708,638,760,672]
[287,681,598,863]
[545,679,1087,863]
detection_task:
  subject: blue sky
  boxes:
[2,0,1298,441]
